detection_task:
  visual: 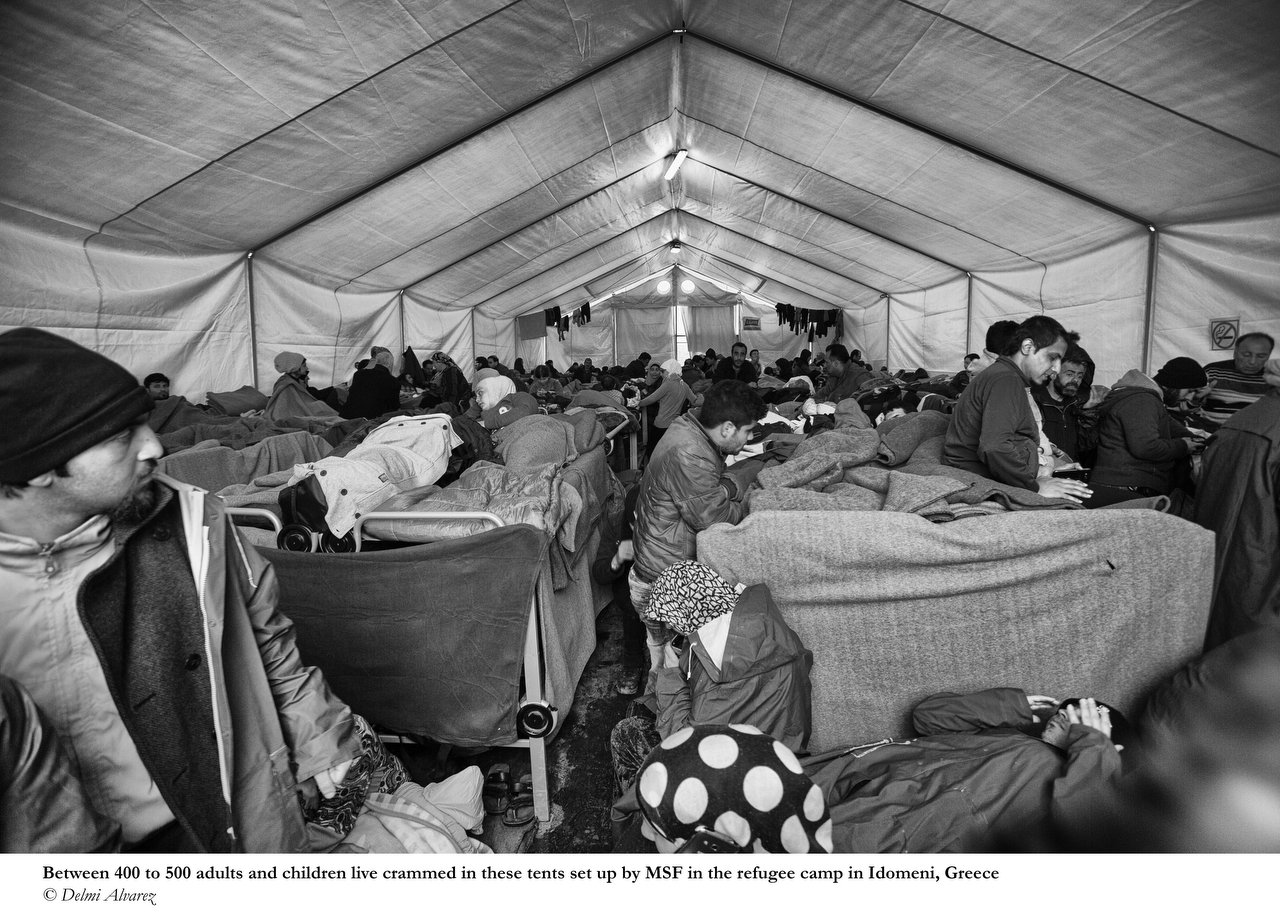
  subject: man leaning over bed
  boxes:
[630,380,765,684]
[0,328,377,853]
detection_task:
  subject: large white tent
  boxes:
[3,0,1278,396]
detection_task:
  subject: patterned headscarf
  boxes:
[638,724,832,853]
[646,561,739,635]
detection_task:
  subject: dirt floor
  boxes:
[388,599,631,854]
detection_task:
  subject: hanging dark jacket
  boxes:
[341,365,400,420]
[654,584,813,753]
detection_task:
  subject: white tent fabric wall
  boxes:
[252,259,401,388]
[0,207,253,400]
[1,1,1278,393]
[402,293,474,370]
[1156,215,1280,369]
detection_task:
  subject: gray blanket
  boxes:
[698,509,1213,752]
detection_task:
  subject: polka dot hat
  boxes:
[637,723,833,853]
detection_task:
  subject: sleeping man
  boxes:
[807,689,1127,852]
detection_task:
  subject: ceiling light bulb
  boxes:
[656,279,672,295]
[663,149,689,181]
[680,279,695,294]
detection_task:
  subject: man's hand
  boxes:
[1026,694,1059,709]
[662,641,682,669]
[1036,476,1092,504]
[1064,698,1113,739]
[611,539,634,570]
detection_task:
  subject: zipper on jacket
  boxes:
[37,542,58,579]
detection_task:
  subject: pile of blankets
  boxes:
[750,407,1077,521]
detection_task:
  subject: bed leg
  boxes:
[529,734,550,824]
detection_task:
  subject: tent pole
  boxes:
[1142,227,1159,375]
[884,295,892,371]
[965,273,973,355]
[398,290,406,356]
[246,252,259,389]
[470,311,477,367]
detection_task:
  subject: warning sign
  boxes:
[1210,317,1239,351]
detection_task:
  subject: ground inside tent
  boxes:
[387,600,630,853]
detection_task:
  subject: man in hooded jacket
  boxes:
[1085,357,1205,508]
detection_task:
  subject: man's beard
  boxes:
[1054,381,1080,399]
[111,480,159,526]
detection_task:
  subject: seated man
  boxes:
[1200,332,1274,430]
[142,373,170,402]
[265,351,340,422]
[810,690,1128,852]
[942,315,1091,503]
[0,328,381,852]
[712,341,759,384]
[810,343,871,405]
[631,381,765,673]
[1031,344,1095,465]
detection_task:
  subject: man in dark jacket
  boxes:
[630,381,764,679]
[712,342,759,384]
[943,315,1091,503]
[1031,344,1094,464]
[809,690,1126,852]
[1085,357,1204,508]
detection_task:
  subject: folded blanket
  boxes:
[159,430,332,492]
[751,468,969,519]
[876,410,951,466]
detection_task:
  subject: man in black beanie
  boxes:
[0,328,366,853]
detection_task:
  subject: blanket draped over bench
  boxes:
[697,509,1213,753]
[264,524,596,747]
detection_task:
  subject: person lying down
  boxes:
[807,689,1128,853]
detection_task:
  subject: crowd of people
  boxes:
[1,317,1277,854]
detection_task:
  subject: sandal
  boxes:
[483,763,511,816]
[503,773,535,827]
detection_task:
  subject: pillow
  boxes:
[206,384,268,416]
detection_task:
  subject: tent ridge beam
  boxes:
[252,31,676,253]
[688,31,1153,228]
[459,208,883,314]
[891,0,1280,161]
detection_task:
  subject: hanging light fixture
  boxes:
[680,279,695,294]
[656,279,672,294]
[663,149,688,181]
[670,240,682,255]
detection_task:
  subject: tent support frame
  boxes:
[1142,227,1160,375]
[246,252,259,389]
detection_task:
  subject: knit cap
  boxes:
[0,328,153,481]
[637,724,832,853]
[1153,356,1206,390]
[274,351,306,374]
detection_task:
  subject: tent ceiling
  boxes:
[3,0,1278,331]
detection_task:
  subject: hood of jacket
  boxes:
[688,584,809,684]
[1099,370,1163,415]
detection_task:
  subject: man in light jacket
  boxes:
[0,328,363,853]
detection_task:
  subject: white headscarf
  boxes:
[474,374,516,410]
